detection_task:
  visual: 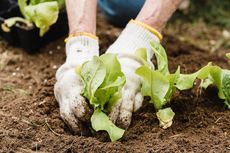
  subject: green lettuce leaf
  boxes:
[175,59,230,108]
[226,53,230,59]
[136,66,170,110]
[80,54,125,109]
[209,66,224,99]
[156,108,175,129]
[79,53,126,141]
[80,56,106,106]
[24,2,59,36]
[29,0,65,8]
[18,0,63,36]
[150,41,169,75]
[176,63,212,90]
[203,68,230,108]
[91,109,125,142]
[165,67,180,102]
[18,0,27,18]
[221,70,230,108]
[135,48,151,67]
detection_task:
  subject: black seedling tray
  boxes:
[0,0,20,45]
[0,0,68,53]
[0,0,20,18]
[0,22,19,46]
[14,11,68,53]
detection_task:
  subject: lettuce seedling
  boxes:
[136,41,230,129]
[78,53,126,141]
[18,0,65,36]
[176,62,230,109]
[136,41,180,129]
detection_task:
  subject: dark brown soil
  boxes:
[0,14,229,153]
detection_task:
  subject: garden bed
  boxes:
[0,13,229,152]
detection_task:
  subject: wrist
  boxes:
[136,0,181,32]
[69,25,96,35]
[135,18,165,33]
[130,20,162,40]
[66,0,97,35]
[65,32,99,43]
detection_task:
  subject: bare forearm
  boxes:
[136,0,181,32]
[66,0,97,34]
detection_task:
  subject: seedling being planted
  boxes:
[176,56,230,109]
[78,53,126,142]
[135,41,180,129]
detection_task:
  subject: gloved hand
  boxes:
[54,34,99,134]
[106,20,162,128]
[54,20,162,133]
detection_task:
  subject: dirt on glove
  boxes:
[0,14,229,153]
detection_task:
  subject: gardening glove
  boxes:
[106,20,162,129]
[54,33,99,134]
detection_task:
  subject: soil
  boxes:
[0,14,230,153]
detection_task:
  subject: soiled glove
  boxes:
[106,20,162,128]
[54,20,162,133]
[54,35,99,134]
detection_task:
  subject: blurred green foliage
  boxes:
[174,0,230,28]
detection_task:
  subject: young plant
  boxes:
[135,41,180,129]
[78,53,126,141]
[1,0,65,36]
[176,58,230,109]
[18,0,65,36]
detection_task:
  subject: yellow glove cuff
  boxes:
[130,19,163,40]
[65,32,99,43]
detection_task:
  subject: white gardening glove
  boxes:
[54,35,99,134]
[106,20,162,129]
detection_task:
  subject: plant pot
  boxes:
[0,25,20,46]
[16,24,42,53]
